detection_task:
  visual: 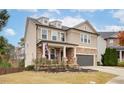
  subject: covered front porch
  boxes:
[109,46,124,62]
[117,50,124,62]
[37,41,78,65]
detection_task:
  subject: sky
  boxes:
[1,9,124,47]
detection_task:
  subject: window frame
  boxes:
[109,39,114,44]
[80,33,91,44]
[51,31,58,41]
[41,28,48,40]
[60,32,65,42]
[80,33,84,43]
[87,35,91,44]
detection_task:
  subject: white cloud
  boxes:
[113,10,124,23]
[61,16,85,27]
[5,28,16,36]
[48,9,60,15]
[50,16,85,27]
[17,9,38,13]
[99,25,124,32]
[71,9,104,13]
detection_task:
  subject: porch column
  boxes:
[74,47,77,64]
[63,46,67,63]
[42,43,46,58]
[119,50,122,62]
[48,48,51,60]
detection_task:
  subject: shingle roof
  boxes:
[108,46,124,51]
[27,17,98,35]
[28,17,70,31]
[98,32,117,39]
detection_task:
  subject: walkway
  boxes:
[82,66,124,84]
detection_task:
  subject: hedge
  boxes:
[0,68,24,75]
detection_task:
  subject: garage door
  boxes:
[77,55,93,66]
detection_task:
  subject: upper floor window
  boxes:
[88,35,91,43]
[60,32,65,42]
[84,34,87,43]
[51,31,58,41]
[109,39,114,44]
[41,28,48,40]
[80,33,91,44]
[80,34,84,43]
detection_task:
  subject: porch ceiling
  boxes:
[37,40,78,48]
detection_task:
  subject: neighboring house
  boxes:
[24,17,98,67]
[15,47,25,60]
[98,32,124,62]
[97,35,106,63]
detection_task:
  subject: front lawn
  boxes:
[0,71,116,84]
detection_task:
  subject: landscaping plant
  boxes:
[102,48,118,66]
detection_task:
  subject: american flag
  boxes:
[45,43,49,55]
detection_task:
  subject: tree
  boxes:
[0,10,10,31]
[102,48,118,66]
[0,36,15,61]
[117,31,124,46]
[18,37,24,47]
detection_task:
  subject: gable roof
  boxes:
[26,17,98,35]
[98,32,118,39]
[73,20,97,33]
[27,17,70,31]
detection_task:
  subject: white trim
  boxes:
[41,28,48,40]
[76,53,95,55]
[51,31,58,41]
[80,33,91,44]
[76,46,97,49]
[80,33,84,43]
[76,53,96,66]
[60,32,65,42]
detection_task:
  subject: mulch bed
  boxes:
[34,65,98,73]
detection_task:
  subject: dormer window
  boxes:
[50,20,62,29]
[37,17,49,25]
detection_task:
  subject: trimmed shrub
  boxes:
[25,65,34,71]
[102,48,118,66]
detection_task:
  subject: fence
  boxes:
[0,68,24,75]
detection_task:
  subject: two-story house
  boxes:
[24,17,98,67]
[98,32,124,62]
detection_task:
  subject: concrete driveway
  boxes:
[82,66,124,84]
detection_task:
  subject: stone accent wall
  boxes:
[37,47,42,59]
[66,48,75,64]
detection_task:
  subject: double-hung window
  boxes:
[41,28,48,40]
[80,34,84,43]
[88,35,91,44]
[84,34,87,43]
[60,32,65,42]
[51,31,58,41]
[80,33,91,44]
